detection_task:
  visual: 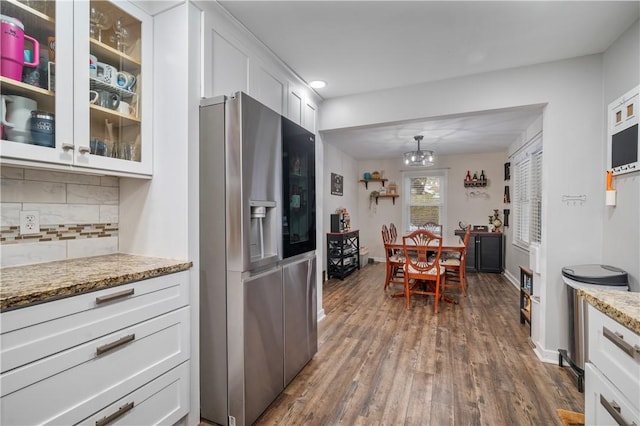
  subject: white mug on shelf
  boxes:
[115,71,136,91]
[89,90,99,104]
[117,101,133,116]
[96,62,117,86]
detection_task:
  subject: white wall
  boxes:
[320,54,607,362]
[322,143,358,274]
[602,20,640,292]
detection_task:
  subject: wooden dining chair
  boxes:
[402,229,444,312]
[420,221,443,236]
[382,224,404,290]
[440,225,471,296]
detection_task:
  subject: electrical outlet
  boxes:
[20,211,40,235]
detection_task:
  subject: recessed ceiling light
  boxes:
[309,80,326,89]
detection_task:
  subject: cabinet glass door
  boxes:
[83,0,142,168]
[1,0,72,164]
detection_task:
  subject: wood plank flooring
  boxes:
[254,262,584,425]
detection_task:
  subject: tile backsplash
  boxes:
[1,167,119,267]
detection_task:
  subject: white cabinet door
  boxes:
[585,363,640,426]
[303,98,317,133]
[252,61,285,115]
[0,0,75,166]
[73,0,153,176]
[287,86,303,125]
[209,30,249,97]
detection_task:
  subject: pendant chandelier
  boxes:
[403,135,435,166]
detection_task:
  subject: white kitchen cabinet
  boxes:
[584,304,640,426]
[302,97,317,133]
[1,0,152,177]
[0,271,190,425]
[286,82,317,133]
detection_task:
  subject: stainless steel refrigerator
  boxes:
[199,92,317,426]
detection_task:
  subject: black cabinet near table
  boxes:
[326,230,360,280]
[455,230,503,273]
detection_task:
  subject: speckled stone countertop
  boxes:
[579,288,640,334]
[1,253,192,311]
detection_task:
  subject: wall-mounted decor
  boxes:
[503,209,510,227]
[504,186,510,203]
[504,162,511,180]
[331,173,343,196]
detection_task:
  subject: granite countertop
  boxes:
[579,288,640,334]
[0,253,192,311]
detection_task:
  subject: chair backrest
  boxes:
[389,223,398,243]
[460,225,472,261]
[381,224,390,244]
[381,224,397,258]
[420,222,443,235]
[402,229,443,274]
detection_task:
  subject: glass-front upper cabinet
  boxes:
[1,0,151,177]
[1,0,74,165]
[74,0,151,175]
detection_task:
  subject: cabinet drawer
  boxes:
[79,362,190,426]
[585,362,640,426]
[1,271,189,373]
[0,307,189,425]
[587,304,640,410]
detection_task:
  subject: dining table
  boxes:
[386,234,466,304]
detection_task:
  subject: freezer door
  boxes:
[283,256,318,385]
[243,268,284,425]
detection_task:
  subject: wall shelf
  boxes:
[360,178,387,189]
[464,180,488,188]
[371,194,399,205]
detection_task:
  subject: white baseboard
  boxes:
[531,339,559,364]
[504,270,519,289]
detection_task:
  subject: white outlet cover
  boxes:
[20,211,40,235]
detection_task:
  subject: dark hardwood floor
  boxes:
[254,261,584,425]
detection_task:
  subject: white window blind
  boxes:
[512,143,542,248]
[402,171,447,233]
[530,150,542,244]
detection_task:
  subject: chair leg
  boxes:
[433,276,440,314]
[405,276,411,310]
[459,267,467,297]
[384,262,392,290]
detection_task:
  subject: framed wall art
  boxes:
[331,173,343,196]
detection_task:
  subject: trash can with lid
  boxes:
[359,247,369,267]
[559,264,628,392]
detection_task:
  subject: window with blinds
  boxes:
[513,146,542,248]
[402,171,447,232]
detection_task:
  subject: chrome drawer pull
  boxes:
[603,326,639,358]
[95,401,134,426]
[95,288,134,305]
[600,394,637,426]
[96,334,135,356]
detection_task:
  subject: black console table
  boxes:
[326,230,360,280]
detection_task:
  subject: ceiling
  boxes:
[218,1,639,159]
